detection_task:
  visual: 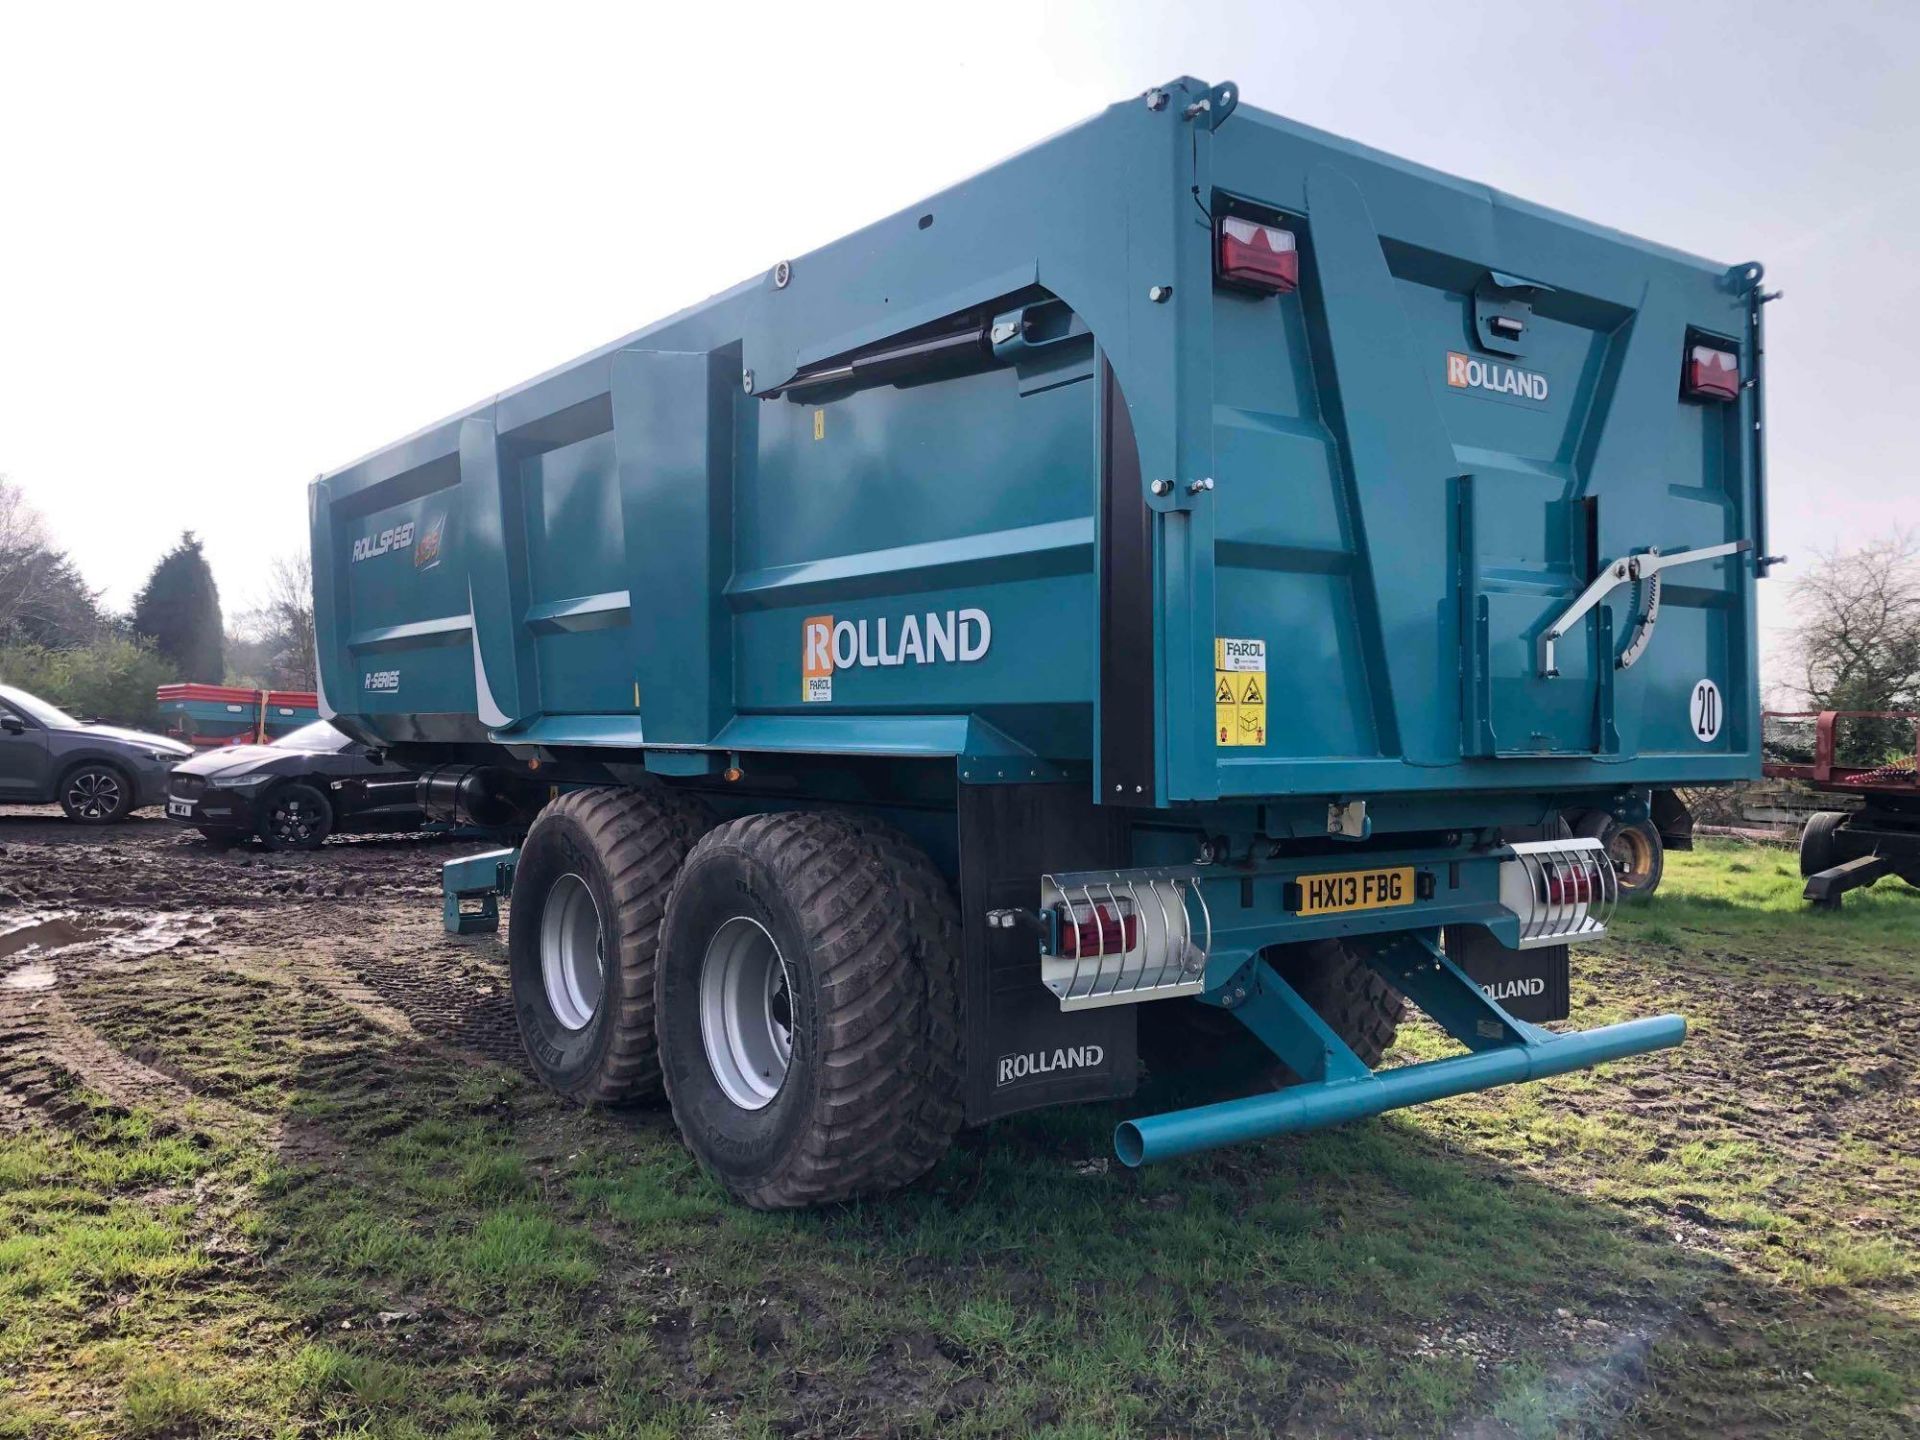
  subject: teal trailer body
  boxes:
[314,79,1766,1190]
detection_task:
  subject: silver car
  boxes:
[0,683,193,823]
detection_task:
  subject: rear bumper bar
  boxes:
[1117,1012,1683,1165]
[1114,929,1684,1165]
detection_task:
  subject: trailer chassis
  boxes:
[438,818,1686,1166]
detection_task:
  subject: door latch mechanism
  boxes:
[1538,539,1753,678]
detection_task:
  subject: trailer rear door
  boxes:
[1163,144,1761,802]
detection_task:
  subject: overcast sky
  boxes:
[2,1,1915,660]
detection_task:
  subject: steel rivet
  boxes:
[1145,88,1169,112]
[1150,479,1173,496]
[1188,477,1214,495]
[1149,285,1172,303]
[741,369,754,393]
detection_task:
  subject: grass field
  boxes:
[1,835,1916,1437]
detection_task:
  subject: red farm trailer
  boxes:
[1763,710,1920,907]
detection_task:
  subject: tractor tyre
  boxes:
[1139,938,1405,1097]
[1270,938,1407,1071]
[1574,811,1665,901]
[507,785,710,1105]
[1800,811,1849,878]
[655,811,963,1209]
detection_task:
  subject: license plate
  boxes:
[167,799,194,818]
[1293,866,1416,917]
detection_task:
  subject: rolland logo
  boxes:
[801,608,991,703]
[1446,351,1549,402]
[997,1045,1104,1086]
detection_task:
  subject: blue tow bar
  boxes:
[1114,931,1686,1167]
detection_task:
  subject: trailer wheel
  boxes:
[655,811,963,1209]
[508,786,709,1105]
[1574,812,1664,900]
[1140,939,1405,1095]
[1800,811,1849,878]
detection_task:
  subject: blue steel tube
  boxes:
[1113,1014,1686,1166]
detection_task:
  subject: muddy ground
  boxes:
[0,811,512,1129]
[1,810,1917,1438]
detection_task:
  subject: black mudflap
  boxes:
[1442,926,1570,1023]
[958,784,1138,1124]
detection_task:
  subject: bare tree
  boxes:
[0,475,49,551]
[1788,534,1920,709]
[1784,533,1920,762]
[263,552,316,688]
[230,552,315,689]
[0,476,104,646]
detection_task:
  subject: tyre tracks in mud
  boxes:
[0,815,533,1145]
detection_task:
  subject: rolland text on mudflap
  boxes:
[997,1045,1105,1087]
[1481,976,1546,1003]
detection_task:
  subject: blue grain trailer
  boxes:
[312,78,1773,1207]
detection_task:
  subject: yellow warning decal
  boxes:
[813,408,825,441]
[1214,637,1267,747]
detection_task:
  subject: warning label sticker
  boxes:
[1214,638,1267,746]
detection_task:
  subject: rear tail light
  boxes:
[1684,343,1741,402]
[1039,872,1210,1010]
[1542,865,1600,908]
[1057,903,1139,959]
[1498,838,1617,947]
[1217,216,1298,294]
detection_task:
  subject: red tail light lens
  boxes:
[1057,904,1139,958]
[1684,343,1740,402]
[1542,866,1599,907]
[1217,216,1298,294]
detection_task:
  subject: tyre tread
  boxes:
[662,810,962,1209]
[522,784,710,1104]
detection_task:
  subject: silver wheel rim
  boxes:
[699,916,793,1110]
[539,873,604,1031]
[65,769,122,819]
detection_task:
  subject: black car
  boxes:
[165,720,423,849]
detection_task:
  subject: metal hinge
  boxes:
[1539,539,1753,678]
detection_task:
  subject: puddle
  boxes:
[3,963,55,991]
[0,910,215,969]
[0,915,94,960]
